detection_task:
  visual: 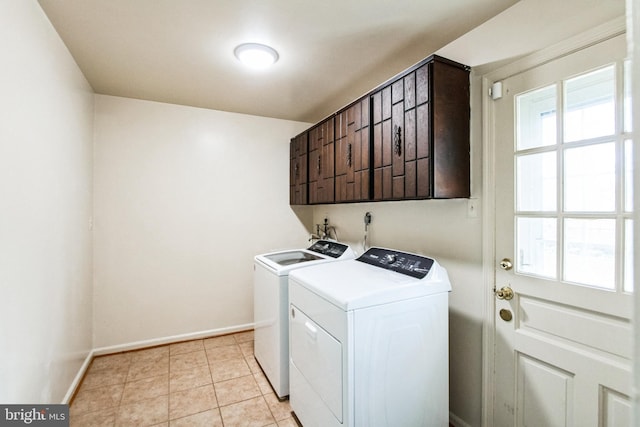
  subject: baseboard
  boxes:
[449,411,472,427]
[62,349,94,404]
[63,323,254,403]
[92,323,255,356]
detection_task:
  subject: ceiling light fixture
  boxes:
[234,43,279,69]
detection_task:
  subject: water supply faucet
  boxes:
[310,218,336,242]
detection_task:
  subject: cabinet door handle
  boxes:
[394,125,402,156]
[294,162,299,178]
[347,143,353,167]
[317,156,321,174]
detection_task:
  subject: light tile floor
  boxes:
[70,331,297,427]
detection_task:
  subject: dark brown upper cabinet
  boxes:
[289,54,469,205]
[308,117,335,204]
[289,132,308,205]
[335,97,371,203]
[371,56,470,200]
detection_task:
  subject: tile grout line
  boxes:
[71,331,299,427]
[205,339,224,426]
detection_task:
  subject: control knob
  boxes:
[384,253,397,264]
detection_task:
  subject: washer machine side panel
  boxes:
[253,261,289,397]
[353,292,450,427]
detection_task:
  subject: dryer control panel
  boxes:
[356,247,435,279]
[308,240,351,258]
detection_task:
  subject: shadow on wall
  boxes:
[449,308,484,427]
[290,206,314,244]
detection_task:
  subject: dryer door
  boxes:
[290,304,343,423]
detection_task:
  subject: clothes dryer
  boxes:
[288,247,451,426]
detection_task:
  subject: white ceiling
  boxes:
[37,0,625,123]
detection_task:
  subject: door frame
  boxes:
[479,17,627,427]
[633,1,640,426]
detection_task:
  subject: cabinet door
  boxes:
[335,98,370,202]
[308,127,320,203]
[308,118,335,204]
[391,78,406,198]
[415,64,431,198]
[373,76,415,200]
[321,117,335,203]
[373,61,463,201]
[289,133,308,205]
[431,60,470,198]
[335,109,348,201]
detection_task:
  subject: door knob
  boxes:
[495,286,514,300]
[499,258,513,270]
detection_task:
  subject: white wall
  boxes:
[92,95,311,348]
[0,1,94,403]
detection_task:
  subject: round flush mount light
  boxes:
[234,43,279,69]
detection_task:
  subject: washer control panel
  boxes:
[356,247,435,279]
[308,240,351,259]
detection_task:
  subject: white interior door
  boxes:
[492,33,634,427]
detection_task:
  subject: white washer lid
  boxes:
[289,257,451,310]
[255,250,331,275]
[255,242,355,276]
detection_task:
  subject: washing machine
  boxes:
[253,240,355,399]
[288,247,451,427]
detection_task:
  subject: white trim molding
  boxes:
[61,350,94,404]
[480,73,498,427]
[92,323,254,356]
[628,0,640,424]
[450,411,473,427]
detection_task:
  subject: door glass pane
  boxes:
[517,85,556,150]
[516,217,557,279]
[517,152,556,211]
[624,219,634,292]
[511,60,631,293]
[564,142,615,212]
[564,66,615,142]
[563,218,615,289]
[624,60,632,133]
[625,139,633,212]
